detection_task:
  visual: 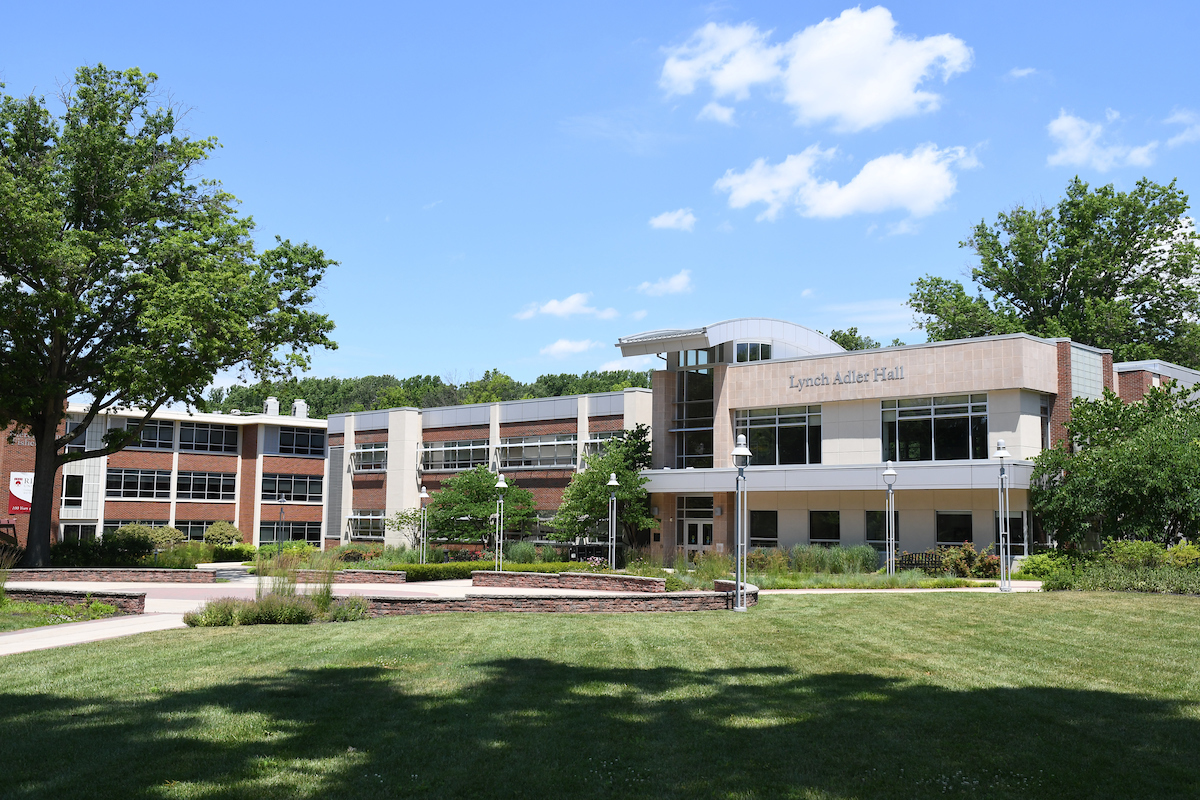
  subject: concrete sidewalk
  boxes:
[0,613,186,656]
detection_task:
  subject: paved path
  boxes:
[0,613,185,656]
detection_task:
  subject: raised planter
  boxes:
[4,588,146,614]
[365,585,758,616]
[6,568,215,583]
[472,571,665,593]
[293,569,406,584]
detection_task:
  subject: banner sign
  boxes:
[8,472,33,514]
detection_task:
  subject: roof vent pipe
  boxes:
[263,396,280,416]
[292,399,309,418]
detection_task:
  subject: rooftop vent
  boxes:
[292,398,309,419]
[263,396,280,416]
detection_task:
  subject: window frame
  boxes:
[259,520,322,544]
[422,438,490,471]
[498,433,577,469]
[106,468,172,499]
[347,510,386,541]
[351,442,388,473]
[176,471,237,501]
[936,511,974,546]
[749,510,779,549]
[809,510,841,546]
[261,474,323,503]
[179,422,240,453]
[278,426,326,456]
[735,405,822,466]
[125,418,174,450]
[62,474,85,508]
[882,394,989,463]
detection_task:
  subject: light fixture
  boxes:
[418,485,430,564]
[607,473,619,569]
[993,440,1013,592]
[881,460,897,575]
[731,434,751,612]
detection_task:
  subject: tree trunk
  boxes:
[21,415,62,567]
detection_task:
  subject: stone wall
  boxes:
[293,569,406,584]
[4,588,146,614]
[472,571,665,592]
[366,587,758,616]
[6,568,215,583]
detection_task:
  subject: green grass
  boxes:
[0,597,119,632]
[1,593,1199,798]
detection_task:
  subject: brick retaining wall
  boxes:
[6,568,216,583]
[4,588,146,614]
[472,571,665,593]
[366,587,758,616]
[293,569,407,584]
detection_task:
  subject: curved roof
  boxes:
[616,317,845,357]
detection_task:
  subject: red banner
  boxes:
[8,473,33,514]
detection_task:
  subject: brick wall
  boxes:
[104,501,171,521]
[499,419,578,437]
[505,470,573,510]
[587,415,625,432]
[176,454,240,473]
[421,425,489,443]
[263,455,325,475]
[107,450,173,470]
[4,587,146,614]
[7,567,215,583]
[1,425,39,548]
[174,502,237,522]
[351,430,389,443]
[265,503,322,522]
[1118,370,1155,402]
[1102,353,1114,392]
[238,425,258,537]
[365,587,757,615]
[350,474,386,510]
[329,433,344,447]
[293,568,407,584]
[1051,341,1072,448]
[472,570,666,592]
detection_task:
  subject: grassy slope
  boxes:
[0,600,118,632]
[1,593,1198,799]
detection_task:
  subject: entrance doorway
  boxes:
[676,495,714,562]
[684,521,713,560]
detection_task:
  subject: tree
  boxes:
[1030,384,1200,546]
[550,425,655,546]
[425,465,535,543]
[384,507,423,548]
[909,177,1200,366]
[0,66,336,565]
[826,328,880,351]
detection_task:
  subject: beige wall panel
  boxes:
[778,509,806,549]
[901,509,937,552]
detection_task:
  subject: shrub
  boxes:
[184,594,316,626]
[1102,539,1166,569]
[326,596,369,622]
[52,526,156,567]
[258,541,318,559]
[0,545,23,600]
[214,543,257,562]
[203,521,243,547]
[1013,552,1058,579]
[1167,540,1200,569]
[664,573,687,592]
[789,544,878,574]
[538,545,561,563]
[397,561,491,581]
[1043,562,1200,594]
[505,541,538,564]
[973,553,1000,578]
[147,526,185,549]
[150,542,206,569]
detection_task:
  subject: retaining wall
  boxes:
[472,571,665,592]
[293,569,406,584]
[6,568,215,583]
[366,587,757,616]
[4,588,146,614]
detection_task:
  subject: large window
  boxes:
[423,439,489,471]
[735,342,772,362]
[499,434,577,468]
[65,420,87,453]
[179,422,239,453]
[994,513,1027,557]
[735,406,822,466]
[351,442,388,472]
[750,510,779,548]
[584,430,623,456]
[809,511,840,545]
[259,521,322,544]
[936,512,973,545]
[674,368,714,468]
[103,520,168,536]
[348,510,385,540]
[176,521,214,542]
[62,474,84,508]
[262,474,323,503]
[176,471,236,501]
[279,426,325,456]
[126,419,174,449]
[60,524,96,543]
[865,510,899,550]
[106,469,171,499]
[882,395,988,462]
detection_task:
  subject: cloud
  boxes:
[541,339,600,358]
[422,200,443,210]
[649,208,697,231]
[560,112,677,156]
[697,101,736,124]
[800,288,814,298]
[630,309,648,320]
[637,269,693,296]
[1008,67,1036,78]
[1167,109,1200,147]
[1046,110,1158,171]
[601,354,656,372]
[821,298,912,328]
[660,8,972,132]
[715,142,975,221]
[515,292,618,320]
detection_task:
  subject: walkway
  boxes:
[0,613,186,657]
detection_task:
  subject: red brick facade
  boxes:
[237,425,258,536]
[588,415,625,432]
[1051,340,1073,448]
[499,419,576,437]
[1118,370,1156,402]
[422,425,489,443]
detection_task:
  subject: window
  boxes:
[423,439,489,471]
[499,434,577,468]
[62,474,84,508]
[809,511,840,545]
[179,422,239,453]
[994,513,1027,557]
[106,469,172,499]
[60,524,96,543]
[351,442,388,472]
[176,521,214,542]
[279,426,325,456]
[347,510,385,540]
[262,474,323,503]
[735,342,772,363]
[680,348,715,367]
[584,430,623,456]
[126,419,174,449]
[936,512,973,545]
[882,395,988,462]
[735,406,822,466]
[65,420,87,453]
[673,368,714,468]
[103,520,168,536]
[750,510,779,549]
[1040,396,1051,451]
[675,496,714,546]
[865,510,899,550]
[259,521,322,544]
[176,472,236,501]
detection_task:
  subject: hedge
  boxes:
[394,561,599,582]
[1043,563,1200,595]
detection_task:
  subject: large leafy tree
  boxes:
[426,465,536,543]
[910,177,1200,366]
[550,425,655,546]
[1030,384,1200,546]
[0,66,336,565]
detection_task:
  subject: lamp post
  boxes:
[882,461,897,576]
[607,473,620,569]
[418,485,429,565]
[993,439,1013,592]
[277,494,288,544]
[731,433,752,612]
[494,473,507,572]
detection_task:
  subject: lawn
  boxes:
[0,598,118,633]
[1,592,1198,799]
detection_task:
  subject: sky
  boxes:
[3,1,1199,385]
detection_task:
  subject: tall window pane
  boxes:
[933,417,970,460]
[897,419,932,461]
[778,426,807,464]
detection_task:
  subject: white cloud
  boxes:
[515,292,618,320]
[1167,109,1200,147]
[821,298,912,328]
[1008,67,1036,78]
[800,288,814,298]
[541,339,600,358]
[601,354,656,372]
[697,101,736,124]
[1046,110,1158,171]
[637,269,693,296]
[649,208,697,231]
[630,309,648,320]
[661,8,972,132]
[715,142,975,221]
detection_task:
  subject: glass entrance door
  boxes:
[685,521,713,561]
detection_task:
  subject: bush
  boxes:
[1043,562,1200,594]
[789,544,878,574]
[664,573,687,592]
[51,526,156,567]
[1102,539,1166,569]
[396,561,491,581]
[538,545,561,563]
[147,526,185,549]
[258,541,318,559]
[326,596,369,622]
[1167,540,1200,569]
[1013,552,1058,579]
[203,521,243,547]
[505,541,538,564]
[214,544,257,562]
[184,594,317,626]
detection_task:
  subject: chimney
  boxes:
[263,396,280,415]
[292,398,309,418]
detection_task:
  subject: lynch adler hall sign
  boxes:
[789,364,906,394]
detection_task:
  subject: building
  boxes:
[0,397,328,548]
[614,318,1200,561]
[327,388,653,548]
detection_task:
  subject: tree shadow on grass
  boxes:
[0,659,1196,799]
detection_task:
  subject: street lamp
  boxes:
[494,473,507,572]
[731,433,752,612]
[882,461,897,576]
[993,439,1013,592]
[418,485,429,565]
[607,473,620,569]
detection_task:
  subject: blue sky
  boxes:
[4,1,1199,384]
